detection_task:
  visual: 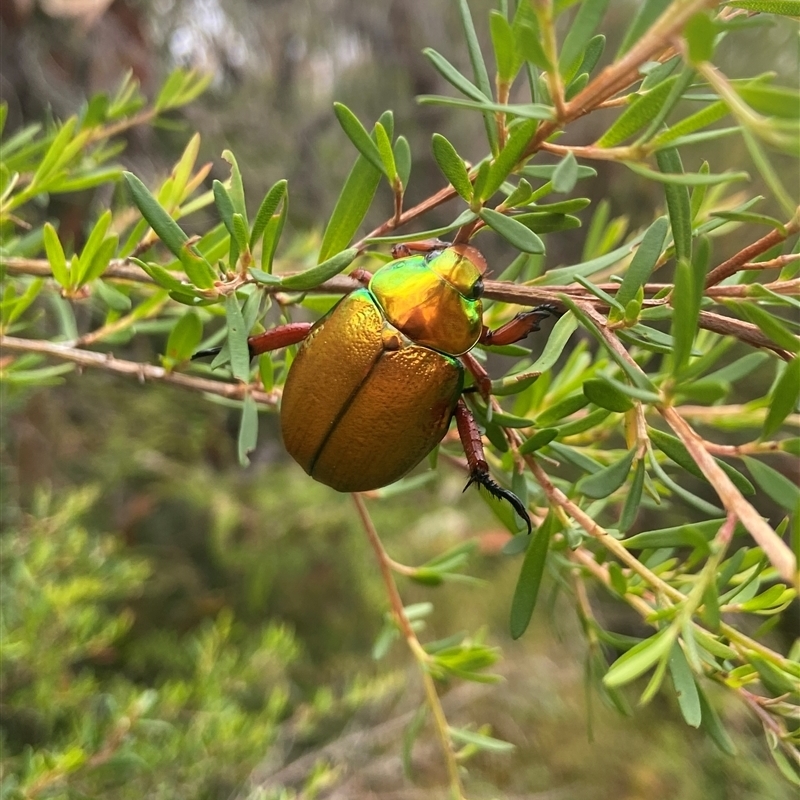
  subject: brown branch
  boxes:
[697,310,795,361]
[0,336,278,406]
[705,216,799,288]
[660,406,797,586]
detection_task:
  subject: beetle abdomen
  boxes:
[280,289,463,492]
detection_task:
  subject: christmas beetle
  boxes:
[199,240,557,532]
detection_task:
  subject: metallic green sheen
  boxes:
[281,289,464,492]
[369,256,482,356]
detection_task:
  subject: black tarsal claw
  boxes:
[464,470,532,535]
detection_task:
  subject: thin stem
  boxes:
[0,336,278,406]
[660,406,797,586]
[350,494,466,799]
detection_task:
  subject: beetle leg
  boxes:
[479,304,561,347]
[349,268,373,286]
[454,398,532,534]
[192,322,312,360]
[461,352,492,403]
[391,239,450,259]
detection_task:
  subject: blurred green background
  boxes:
[1,1,797,797]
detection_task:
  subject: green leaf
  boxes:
[431,134,472,202]
[697,685,736,755]
[728,0,800,16]
[623,518,728,550]
[670,257,701,375]
[213,180,236,238]
[490,11,519,84]
[763,357,800,437]
[577,448,637,499]
[479,208,544,253]
[226,294,251,383]
[249,180,287,251]
[514,22,550,71]
[93,279,131,312]
[551,151,578,193]
[632,160,749,187]
[604,628,676,688]
[615,217,668,308]
[76,210,112,286]
[43,222,69,287]
[583,378,634,412]
[261,192,288,273]
[456,0,498,153]
[617,0,671,56]
[742,456,800,512]
[668,644,702,728]
[237,393,258,467]
[598,77,679,148]
[333,103,385,175]
[559,0,610,75]
[655,148,692,264]
[394,135,412,188]
[280,248,358,291]
[31,117,77,186]
[650,102,728,149]
[510,513,555,639]
[221,150,248,227]
[683,12,716,64]
[649,427,755,496]
[449,726,515,753]
[482,118,540,200]
[165,310,202,363]
[526,313,578,372]
[422,48,489,103]
[374,122,398,183]
[619,459,645,531]
[124,172,217,288]
[732,301,800,354]
[81,234,118,284]
[318,134,382,263]
[518,428,559,455]
[511,211,581,233]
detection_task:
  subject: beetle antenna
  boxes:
[464,471,532,535]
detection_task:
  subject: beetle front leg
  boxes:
[192,322,312,360]
[454,398,532,534]
[479,304,561,347]
[461,352,492,403]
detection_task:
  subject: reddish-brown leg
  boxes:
[461,351,492,402]
[349,268,373,286]
[454,398,531,533]
[391,239,450,259]
[192,322,312,361]
[246,323,312,355]
[479,304,560,347]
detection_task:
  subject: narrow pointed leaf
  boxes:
[226,294,251,383]
[552,151,579,193]
[333,103,385,175]
[763,357,800,437]
[479,208,544,253]
[279,247,358,291]
[742,456,800,511]
[250,180,287,250]
[577,447,637,499]
[510,513,555,639]
[616,216,669,307]
[238,393,258,467]
[43,223,69,287]
[431,134,472,202]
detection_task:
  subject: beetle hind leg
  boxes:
[463,470,532,535]
[454,398,532,534]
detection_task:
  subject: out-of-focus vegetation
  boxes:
[1,1,799,798]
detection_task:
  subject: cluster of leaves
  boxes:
[0,488,304,800]
[1,0,799,796]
